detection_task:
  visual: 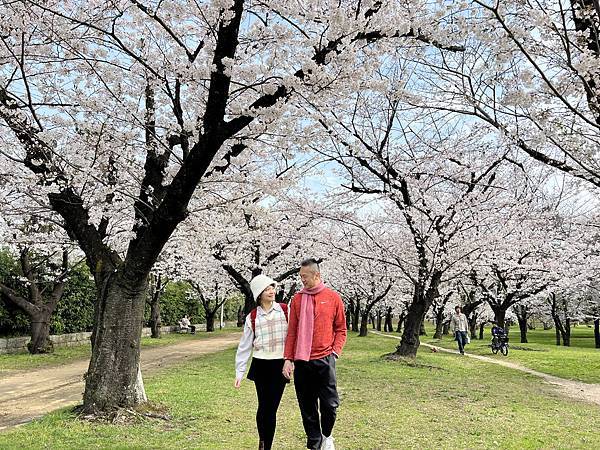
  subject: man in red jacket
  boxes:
[282,258,347,450]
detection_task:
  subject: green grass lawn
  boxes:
[421,324,600,384]
[0,333,598,449]
[0,329,236,375]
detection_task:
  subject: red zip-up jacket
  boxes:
[284,287,347,361]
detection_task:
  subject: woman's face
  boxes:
[259,285,276,304]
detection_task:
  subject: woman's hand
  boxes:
[282,360,294,379]
[234,377,242,388]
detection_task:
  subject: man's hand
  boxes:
[282,360,294,379]
[234,377,242,388]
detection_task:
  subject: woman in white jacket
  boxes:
[234,274,289,450]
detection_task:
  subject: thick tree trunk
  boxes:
[359,311,370,337]
[419,320,427,336]
[346,304,352,331]
[396,312,405,333]
[433,320,444,339]
[242,288,254,321]
[237,305,244,327]
[352,299,360,332]
[376,310,383,331]
[394,272,442,357]
[83,272,148,413]
[479,322,485,340]
[206,312,215,332]
[492,307,507,329]
[384,307,393,332]
[149,300,161,339]
[468,317,478,340]
[518,316,528,344]
[563,318,571,346]
[27,314,53,354]
[395,299,427,357]
[433,310,444,339]
[370,313,376,329]
[442,320,450,335]
[595,319,600,349]
[554,317,561,346]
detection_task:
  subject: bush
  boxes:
[148,281,202,326]
[0,252,97,337]
[2,247,244,336]
[49,265,96,334]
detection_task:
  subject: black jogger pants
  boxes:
[293,354,340,450]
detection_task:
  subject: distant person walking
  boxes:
[450,305,469,355]
[282,259,347,450]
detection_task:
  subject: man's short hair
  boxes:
[301,258,320,273]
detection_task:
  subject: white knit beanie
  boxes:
[250,274,278,302]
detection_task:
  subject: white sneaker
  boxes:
[321,436,335,450]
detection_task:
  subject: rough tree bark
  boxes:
[384,307,393,332]
[352,298,361,332]
[359,311,370,337]
[515,304,529,344]
[468,317,478,340]
[84,269,149,411]
[396,312,406,333]
[548,293,571,346]
[594,318,600,349]
[376,310,383,331]
[345,304,352,331]
[394,271,442,357]
[433,316,445,339]
[442,320,450,335]
[432,291,453,339]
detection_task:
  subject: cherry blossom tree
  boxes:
[0,212,78,353]
[327,240,396,337]
[410,1,600,194]
[309,79,527,356]
[1,0,457,412]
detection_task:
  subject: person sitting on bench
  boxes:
[179,315,196,334]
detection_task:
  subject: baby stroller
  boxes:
[491,327,509,356]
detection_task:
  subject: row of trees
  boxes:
[0,248,243,344]
[1,0,599,416]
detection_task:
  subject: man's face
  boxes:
[300,266,320,288]
[455,308,461,314]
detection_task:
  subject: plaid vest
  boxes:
[253,304,288,359]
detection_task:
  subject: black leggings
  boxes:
[249,359,287,450]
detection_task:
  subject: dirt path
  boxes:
[373,331,600,407]
[0,333,241,431]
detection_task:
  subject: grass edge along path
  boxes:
[373,331,600,408]
[420,325,600,384]
[0,329,238,375]
[1,333,599,449]
[0,331,241,431]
